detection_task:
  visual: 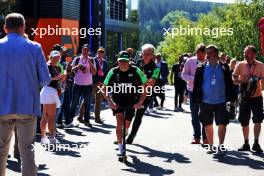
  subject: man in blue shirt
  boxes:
[0,13,50,176]
[202,62,226,104]
[193,45,236,155]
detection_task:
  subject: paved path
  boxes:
[6,86,264,176]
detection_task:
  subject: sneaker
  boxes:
[206,145,217,154]
[252,143,263,153]
[77,116,84,123]
[84,121,92,128]
[145,108,150,115]
[153,104,159,108]
[117,144,124,156]
[126,134,136,144]
[117,149,124,156]
[49,137,59,145]
[55,130,65,138]
[149,108,156,113]
[95,118,103,124]
[178,107,185,112]
[56,123,64,129]
[64,122,75,128]
[160,107,166,111]
[41,136,50,145]
[191,138,201,144]
[156,107,162,110]
[174,108,179,112]
[218,144,227,155]
[238,143,250,151]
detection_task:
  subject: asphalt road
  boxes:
[6,86,264,176]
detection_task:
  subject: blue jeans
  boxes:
[189,91,206,140]
[63,83,73,125]
[56,92,65,126]
[70,84,92,123]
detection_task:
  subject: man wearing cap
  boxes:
[0,13,50,176]
[68,44,96,127]
[103,51,148,155]
[92,47,108,123]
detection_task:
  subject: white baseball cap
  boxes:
[49,50,61,58]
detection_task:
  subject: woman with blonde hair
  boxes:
[40,50,66,145]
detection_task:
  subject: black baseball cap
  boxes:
[82,44,90,49]
[118,51,130,62]
[52,44,68,52]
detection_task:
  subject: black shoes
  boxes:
[95,118,104,124]
[217,144,227,155]
[238,143,263,153]
[238,143,251,152]
[77,116,84,123]
[178,107,185,112]
[205,144,227,155]
[174,107,185,112]
[252,143,263,153]
[206,145,217,154]
[84,121,92,128]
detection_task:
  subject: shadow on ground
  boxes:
[6,159,49,175]
[128,144,191,164]
[122,155,174,176]
[51,138,89,157]
[213,150,264,170]
[123,144,191,175]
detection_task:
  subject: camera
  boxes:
[249,76,260,83]
[79,64,86,71]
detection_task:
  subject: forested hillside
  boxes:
[138,0,223,46]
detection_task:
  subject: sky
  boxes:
[194,0,234,3]
[131,0,234,9]
[132,0,138,9]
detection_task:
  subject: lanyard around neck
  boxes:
[247,62,256,77]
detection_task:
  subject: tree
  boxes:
[138,0,221,46]
[158,0,264,65]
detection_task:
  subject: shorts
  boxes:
[113,108,135,121]
[199,102,229,126]
[40,86,61,108]
[239,96,264,126]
